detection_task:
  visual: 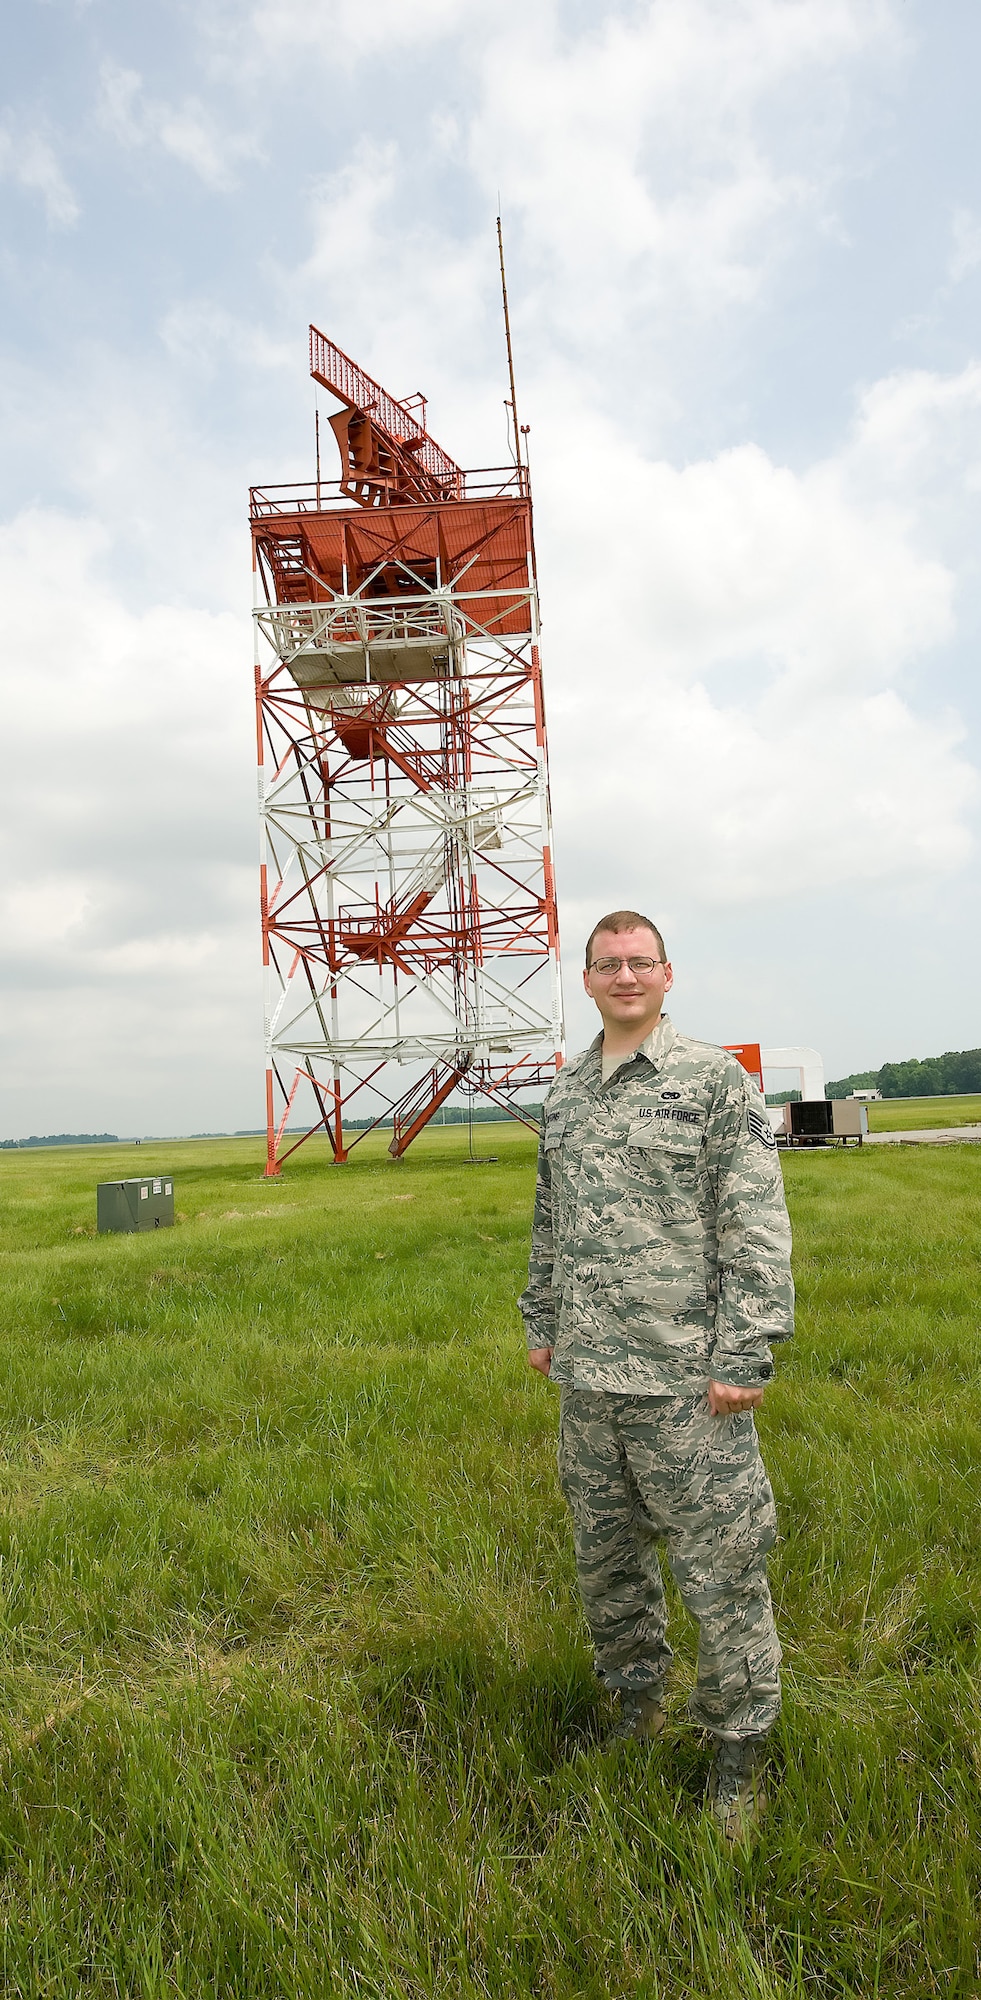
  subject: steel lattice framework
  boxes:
[251,328,564,1173]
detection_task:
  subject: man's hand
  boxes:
[527,1347,553,1377]
[708,1379,764,1416]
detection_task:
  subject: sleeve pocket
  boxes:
[543,1116,566,1153]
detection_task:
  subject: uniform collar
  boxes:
[578,1012,678,1088]
[639,1013,677,1070]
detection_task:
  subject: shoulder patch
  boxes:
[747,1106,776,1149]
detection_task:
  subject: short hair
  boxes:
[585,910,666,968]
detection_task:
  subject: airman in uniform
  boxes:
[520,911,793,1838]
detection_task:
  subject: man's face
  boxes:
[582,926,673,1039]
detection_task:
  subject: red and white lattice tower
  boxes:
[250,327,564,1173]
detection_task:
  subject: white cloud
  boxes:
[0,329,260,613]
[274,0,905,357]
[219,0,466,76]
[0,507,260,1131]
[534,385,974,912]
[469,0,895,325]
[560,439,951,692]
[0,119,79,225]
[848,359,981,483]
[97,61,260,190]
[282,0,907,467]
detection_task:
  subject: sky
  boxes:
[2,0,981,1137]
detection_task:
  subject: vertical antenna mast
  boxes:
[497,214,522,470]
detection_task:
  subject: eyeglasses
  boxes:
[588,956,664,975]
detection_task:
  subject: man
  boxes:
[519,910,793,1840]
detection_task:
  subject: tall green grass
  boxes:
[0,1130,979,1996]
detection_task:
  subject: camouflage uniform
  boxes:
[519,1015,793,1740]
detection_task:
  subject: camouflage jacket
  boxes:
[518,1015,794,1393]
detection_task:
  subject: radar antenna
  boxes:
[309,325,463,508]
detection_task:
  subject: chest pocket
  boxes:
[626,1116,703,1157]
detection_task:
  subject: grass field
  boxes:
[1,1128,980,1997]
[867,1093,981,1132]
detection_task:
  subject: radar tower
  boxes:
[250,325,563,1171]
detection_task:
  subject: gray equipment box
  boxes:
[831,1099,868,1138]
[97,1176,175,1233]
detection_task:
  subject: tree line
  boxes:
[826,1049,981,1099]
[0,1133,119,1150]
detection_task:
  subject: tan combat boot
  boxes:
[706,1734,768,1840]
[611,1688,668,1742]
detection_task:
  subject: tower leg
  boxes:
[264,1067,281,1178]
[331,1068,348,1164]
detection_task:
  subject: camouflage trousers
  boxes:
[557,1386,782,1741]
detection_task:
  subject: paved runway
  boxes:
[865,1125,981,1145]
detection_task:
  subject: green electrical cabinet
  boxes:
[97,1176,175,1233]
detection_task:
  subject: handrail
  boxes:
[250,467,529,519]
